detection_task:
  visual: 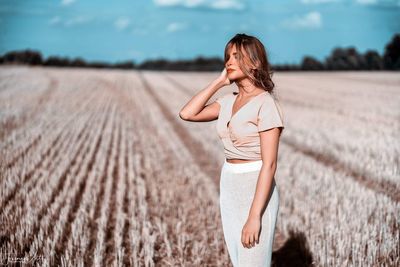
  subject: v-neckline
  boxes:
[227,91,267,127]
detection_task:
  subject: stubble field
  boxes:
[0,65,399,266]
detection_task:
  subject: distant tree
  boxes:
[364,50,383,70]
[325,48,345,70]
[1,33,399,71]
[272,63,301,71]
[301,56,324,70]
[325,47,367,70]
[139,58,169,70]
[113,60,135,69]
[90,61,112,69]
[192,56,224,71]
[137,56,223,71]
[350,47,367,69]
[383,33,400,70]
[1,49,42,65]
[70,57,87,67]
[43,56,71,67]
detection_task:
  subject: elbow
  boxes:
[179,111,190,121]
[262,161,277,171]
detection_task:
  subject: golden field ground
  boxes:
[0,65,399,267]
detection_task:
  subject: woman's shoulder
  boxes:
[258,91,284,121]
[259,91,280,105]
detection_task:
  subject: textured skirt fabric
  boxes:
[219,159,280,267]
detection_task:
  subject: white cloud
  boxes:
[154,0,183,6]
[61,0,77,6]
[301,0,400,7]
[355,0,400,6]
[166,22,188,32]
[49,16,61,25]
[301,0,341,3]
[153,0,245,10]
[210,0,244,10]
[49,15,93,27]
[115,17,131,31]
[64,15,92,26]
[282,11,322,30]
[355,0,377,4]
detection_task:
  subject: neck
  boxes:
[235,78,263,97]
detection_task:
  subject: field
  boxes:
[0,65,399,267]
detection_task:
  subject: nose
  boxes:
[226,57,233,67]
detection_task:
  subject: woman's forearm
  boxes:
[248,163,277,219]
[179,78,225,119]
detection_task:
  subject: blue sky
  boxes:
[0,0,399,65]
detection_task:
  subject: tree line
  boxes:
[0,33,398,71]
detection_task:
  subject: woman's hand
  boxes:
[241,216,261,248]
[216,68,233,86]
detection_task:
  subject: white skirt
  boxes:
[219,159,280,267]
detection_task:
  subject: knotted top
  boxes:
[215,91,285,160]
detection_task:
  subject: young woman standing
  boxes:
[179,33,284,267]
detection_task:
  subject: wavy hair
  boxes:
[224,33,275,94]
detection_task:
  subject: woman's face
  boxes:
[225,44,247,81]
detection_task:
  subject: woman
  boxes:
[179,33,284,267]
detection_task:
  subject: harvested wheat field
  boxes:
[0,65,399,267]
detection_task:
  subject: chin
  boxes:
[229,73,245,82]
[228,73,237,79]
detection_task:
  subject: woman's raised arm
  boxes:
[179,68,232,122]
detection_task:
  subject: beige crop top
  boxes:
[215,91,284,160]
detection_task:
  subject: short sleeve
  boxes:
[215,93,229,107]
[257,95,284,132]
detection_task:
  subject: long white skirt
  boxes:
[219,159,280,267]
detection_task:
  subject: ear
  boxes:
[251,65,260,72]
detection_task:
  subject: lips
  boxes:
[227,69,235,73]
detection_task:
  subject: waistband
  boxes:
[223,159,263,173]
